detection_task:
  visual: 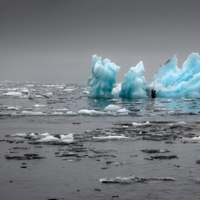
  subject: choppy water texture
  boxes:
[1,82,200,200]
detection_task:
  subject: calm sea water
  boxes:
[0,82,200,200]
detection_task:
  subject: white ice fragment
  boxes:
[82,91,89,94]
[66,111,77,116]
[10,133,27,137]
[60,133,74,143]
[93,134,130,140]
[104,105,120,112]
[37,136,60,142]
[2,92,22,96]
[43,92,53,98]
[132,121,150,127]
[182,136,200,141]
[33,104,46,108]
[21,111,45,115]
[117,108,130,113]
[169,121,187,126]
[50,112,64,115]
[78,109,103,115]
[34,95,43,98]
[6,106,19,110]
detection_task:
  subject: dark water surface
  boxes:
[1,83,200,200]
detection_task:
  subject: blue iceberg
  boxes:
[149,53,200,98]
[88,53,200,99]
[87,55,120,98]
[119,61,147,98]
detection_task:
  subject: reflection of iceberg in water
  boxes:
[88,53,200,99]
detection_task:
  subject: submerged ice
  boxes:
[88,53,200,98]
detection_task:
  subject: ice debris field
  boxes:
[88,53,200,99]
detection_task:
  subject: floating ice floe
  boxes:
[104,105,120,112]
[43,92,53,98]
[36,133,74,144]
[182,136,200,141]
[78,109,104,115]
[62,88,75,92]
[169,121,187,126]
[100,176,175,183]
[6,106,20,110]
[21,111,45,115]
[116,108,130,115]
[10,133,27,137]
[60,134,74,143]
[66,111,77,116]
[52,108,69,112]
[33,104,46,108]
[2,92,22,96]
[37,136,60,142]
[29,133,51,140]
[93,134,130,141]
[132,121,150,127]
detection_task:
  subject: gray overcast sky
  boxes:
[0,0,200,83]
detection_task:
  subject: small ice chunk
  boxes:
[33,104,46,108]
[169,121,187,126]
[117,108,130,113]
[182,136,200,141]
[10,133,27,137]
[104,105,120,112]
[93,134,130,140]
[60,133,74,143]
[132,121,150,127]
[52,108,69,112]
[37,136,60,142]
[66,111,77,116]
[21,111,45,115]
[43,92,53,98]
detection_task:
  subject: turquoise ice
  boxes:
[119,61,147,98]
[149,53,200,98]
[87,55,120,98]
[88,53,200,99]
